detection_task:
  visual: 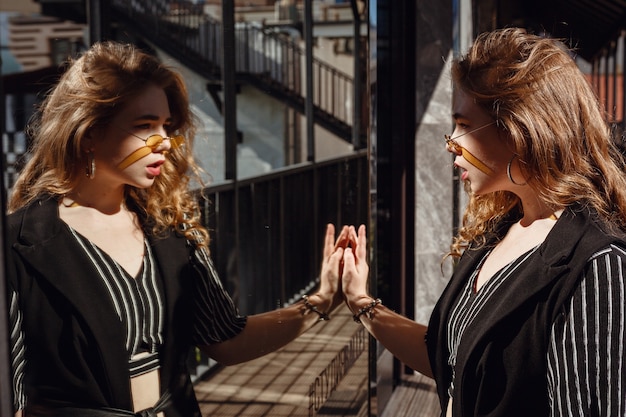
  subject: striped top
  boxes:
[68,227,165,376]
[447,243,626,416]
[548,244,626,416]
[10,225,247,411]
[447,245,540,397]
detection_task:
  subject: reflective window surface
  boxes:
[0,1,371,416]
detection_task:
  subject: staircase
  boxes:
[109,0,358,142]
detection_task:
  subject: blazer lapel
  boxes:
[147,229,194,389]
[453,206,591,367]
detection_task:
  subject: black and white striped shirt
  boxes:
[548,244,626,416]
[447,243,626,416]
[10,225,246,411]
[69,227,165,376]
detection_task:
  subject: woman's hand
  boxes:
[339,225,433,376]
[341,224,371,313]
[203,224,371,366]
[313,224,350,313]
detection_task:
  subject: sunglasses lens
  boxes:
[445,136,457,152]
[170,135,185,149]
[146,135,164,148]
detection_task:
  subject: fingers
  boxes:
[342,246,366,299]
[343,224,366,260]
[320,223,367,282]
[316,223,370,313]
[319,224,343,295]
[323,224,337,259]
[334,225,350,251]
[341,224,369,299]
[328,246,345,269]
[323,224,363,253]
[343,245,356,269]
[356,224,367,259]
[321,245,343,289]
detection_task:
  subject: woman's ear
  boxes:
[81,131,95,153]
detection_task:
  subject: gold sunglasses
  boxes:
[444,122,496,176]
[117,132,185,170]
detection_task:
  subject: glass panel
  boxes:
[0,1,371,416]
[192,2,372,415]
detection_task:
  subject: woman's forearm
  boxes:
[202,296,331,365]
[355,304,433,378]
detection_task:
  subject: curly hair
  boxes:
[449,28,626,257]
[8,41,210,248]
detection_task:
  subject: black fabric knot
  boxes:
[134,408,158,417]
[133,389,171,417]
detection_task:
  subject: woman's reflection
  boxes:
[5,41,351,417]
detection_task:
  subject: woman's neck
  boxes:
[518,195,560,227]
[63,182,126,215]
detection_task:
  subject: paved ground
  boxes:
[193,307,440,417]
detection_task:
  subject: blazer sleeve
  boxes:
[547,243,626,416]
[190,245,247,345]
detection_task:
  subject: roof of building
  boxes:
[483,0,626,61]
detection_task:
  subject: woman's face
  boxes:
[89,84,174,189]
[448,88,515,195]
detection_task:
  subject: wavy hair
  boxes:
[9,41,210,247]
[449,28,626,257]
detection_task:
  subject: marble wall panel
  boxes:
[414,0,455,323]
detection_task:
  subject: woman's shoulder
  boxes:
[586,242,626,263]
[577,244,626,294]
[6,195,59,238]
[8,194,57,216]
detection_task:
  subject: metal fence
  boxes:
[187,151,369,381]
[200,150,369,315]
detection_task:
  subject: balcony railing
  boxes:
[187,150,369,382]
[199,150,369,315]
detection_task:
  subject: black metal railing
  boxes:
[110,0,355,140]
[187,150,369,381]
[200,150,369,315]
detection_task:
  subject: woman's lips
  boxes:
[454,161,469,181]
[146,160,164,176]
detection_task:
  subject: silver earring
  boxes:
[86,150,95,179]
[507,155,526,186]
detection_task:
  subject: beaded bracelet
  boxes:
[302,295,330,321]
[353,298,382,323]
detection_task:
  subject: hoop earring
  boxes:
[507,155,526,186]
[86,150,96,179]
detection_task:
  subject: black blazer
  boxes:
[426,205,625,417]
[7,196,202,416]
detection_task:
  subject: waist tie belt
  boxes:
[26,390,171,417]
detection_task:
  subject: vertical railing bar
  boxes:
[604,49,610,115]
[622,30,626,132]
[611,40,617,122]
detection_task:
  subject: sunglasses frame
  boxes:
[444,121,496,153]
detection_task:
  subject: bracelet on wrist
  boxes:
[353,298,382,323]
[302,295,330,321]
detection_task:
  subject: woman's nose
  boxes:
[152,128,172,152]
[445,136,462,155]
[159,136,172,152]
